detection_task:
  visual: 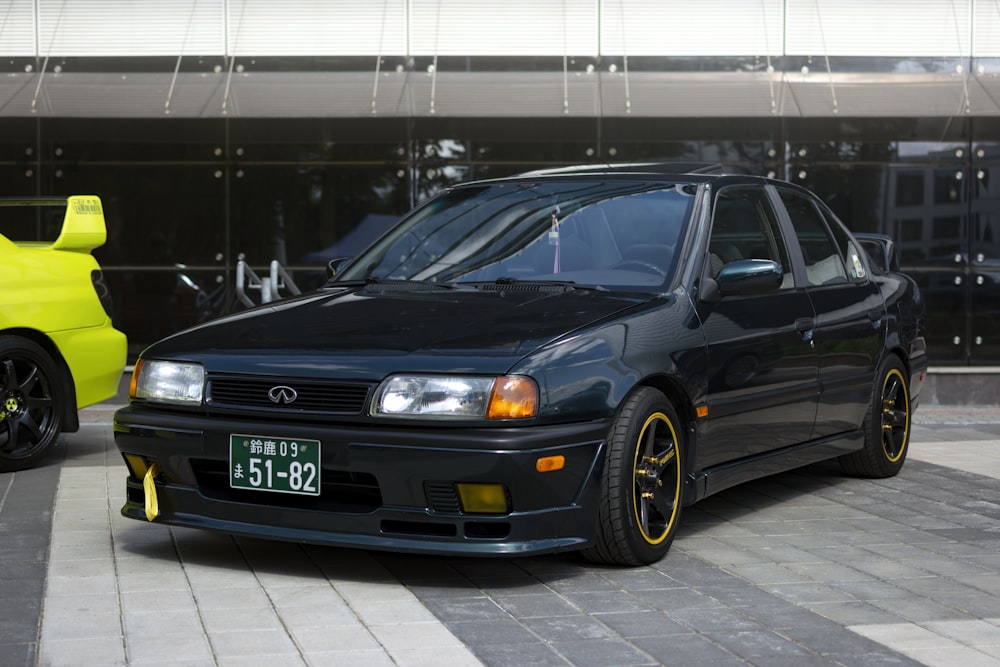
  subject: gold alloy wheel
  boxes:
[879,367,910,463]
[582,387,686,565]
[632,412,681,545]
[839,354,911,479]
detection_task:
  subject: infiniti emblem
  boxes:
[267,385,298,404]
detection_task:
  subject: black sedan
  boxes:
[114,165,927,566]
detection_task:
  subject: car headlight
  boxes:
[130,359,205,405]
[372,374,538,419]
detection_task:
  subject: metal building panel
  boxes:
[6,68,996,118]
[32,73,181,116]
[785,0,972,57]
[408,0,598,56]
[600,0,784,57]
[785,72,973,116]
[36,0,224,56]
[227,0,407,56]
[405,71,601,116]
[599,71,790,117]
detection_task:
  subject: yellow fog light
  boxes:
[535,455,565,473]
[456,483,509,514]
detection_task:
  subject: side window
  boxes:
[778,189,849,287]
[710,186,793,288]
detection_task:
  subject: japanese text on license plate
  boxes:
[230,434,321,496]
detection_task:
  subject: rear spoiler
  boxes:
[854,233,899,274]
[0,195,106,251]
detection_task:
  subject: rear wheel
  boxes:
[582,387,684,566]
[840,354,910,478]
[0,336,64,472]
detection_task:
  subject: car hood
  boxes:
[144,284,651,379]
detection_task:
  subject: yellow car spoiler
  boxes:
[0,195,106,252]
[52,195,107,251]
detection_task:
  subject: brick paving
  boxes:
[1,402,998,666]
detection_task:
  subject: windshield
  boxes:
[337,180,698,291]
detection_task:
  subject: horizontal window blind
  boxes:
[600,0,784,57]
[0,0,36,56]
[785,0,971,57]
[2,0,987,59]
[974,1,1000,57]
[408,0,598,56]
[36,0,224,56]
[227,0,406,56]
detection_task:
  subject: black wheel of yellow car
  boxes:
[582,387,684,566]
[0,336,64,472]
[839,354,910,478]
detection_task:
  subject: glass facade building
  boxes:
[1,1,998,364]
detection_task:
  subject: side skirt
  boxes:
[686,430,864,503]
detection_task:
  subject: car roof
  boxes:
[516,162,726,177]
[455,163,780,190]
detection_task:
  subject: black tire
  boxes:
[839,354,910,478]
[582,387,684,566]
[0,336,64,472]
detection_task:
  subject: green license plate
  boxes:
[230,434,321,496]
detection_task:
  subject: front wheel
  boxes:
[839,354,911,478]
[0,336,65,472]
[582,387,684,566]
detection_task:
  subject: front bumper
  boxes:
[114,406,610,557]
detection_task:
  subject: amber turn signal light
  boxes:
[535,455,565,473]
[486,376,538,419]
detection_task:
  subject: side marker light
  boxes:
[535,455,565,473]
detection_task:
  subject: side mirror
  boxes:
[715,259,783,296]
[855,234,899,274]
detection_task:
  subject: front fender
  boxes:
[514,294,707,424]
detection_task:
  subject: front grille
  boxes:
[190,459,382,512]
[207,376,372,414]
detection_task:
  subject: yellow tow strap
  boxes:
[143,463,160,521]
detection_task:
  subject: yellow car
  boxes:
[1,196,127,471]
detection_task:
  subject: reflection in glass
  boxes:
[230,165,408,269]
[934,170,964,205]
[340,181,695,290]
[894,171,923,207]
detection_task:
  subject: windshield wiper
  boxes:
[365,277,464,290]
[463,277,608,292]
[326,276,462,290]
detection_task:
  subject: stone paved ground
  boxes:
[1,402,998,666]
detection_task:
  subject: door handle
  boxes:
[795,317,815,347]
